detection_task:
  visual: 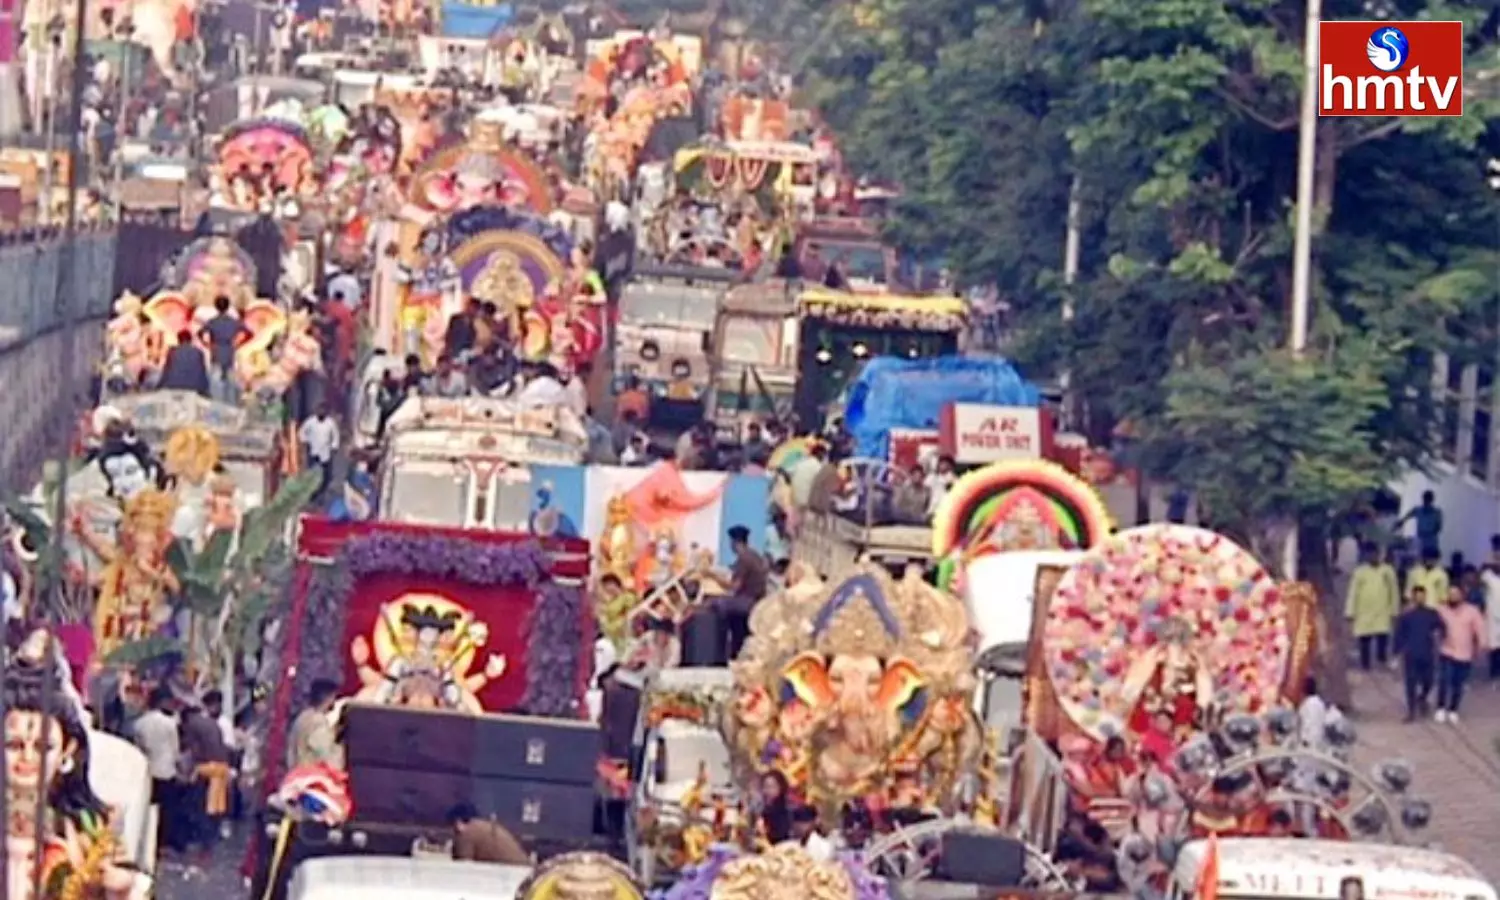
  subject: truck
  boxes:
[613,264,738,432]
[707,279,798,443]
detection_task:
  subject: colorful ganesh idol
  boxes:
[4,639,152,900]
[725,566,982,812]
[653,843,889,900]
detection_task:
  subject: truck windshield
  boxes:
[386,461,469,527]
[719,316,781,366]
[620,282,720,330]
[821,242,888,283]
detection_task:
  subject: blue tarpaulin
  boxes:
[440,2,515,39]
[843,356,1040,460]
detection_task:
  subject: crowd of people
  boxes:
[1342,496,1499,723]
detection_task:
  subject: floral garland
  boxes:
[645,686,731,731]
[288,531,588,732]
[800,300,966,332]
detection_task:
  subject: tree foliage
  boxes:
[782,0,1500,555]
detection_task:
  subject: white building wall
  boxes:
[1389,352,1500,563]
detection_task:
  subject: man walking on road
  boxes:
[298,405,339,501]
[1345,544,1399,670]
[1434,585,1488,723]
[1393,587,1444,721]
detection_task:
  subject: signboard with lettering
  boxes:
[938,403,1053,465]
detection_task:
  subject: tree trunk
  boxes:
[1299,518,1352,709]
[1313,120,1338,230]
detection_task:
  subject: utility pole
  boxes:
[1283,0,1321,581]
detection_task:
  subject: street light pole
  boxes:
[1284,0,1321,581]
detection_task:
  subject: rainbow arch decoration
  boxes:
[931,458,1112,589]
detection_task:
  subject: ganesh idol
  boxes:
[70,489,180,662]
[5,635,152,900]
[727,567,981,807]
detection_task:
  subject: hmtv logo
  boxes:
[1319,21,1464,117]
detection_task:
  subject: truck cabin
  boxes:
[795,217,897,293]
[118,159,189,217]
[793,289,967,430]
[614,265,737,432]
[377,397,587,531]
[710,281,798,442]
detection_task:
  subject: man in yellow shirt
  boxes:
[1405,549,1449,608]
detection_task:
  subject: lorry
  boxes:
[707,279,797,442]
[613,264,738,432]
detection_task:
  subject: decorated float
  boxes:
[1016,525,1437,894]
[724,564,983,811]
[716,563,1073,890]
[103,236,321,413]
[408,117,556,222]
[523,460,770,641]
[372,119,579,364]
[926,459,1111,730]
[672,139,819,220]
[578,33,696,198]
[213,117,319,213]
[931,458,1112,592]
[251,521,597,896]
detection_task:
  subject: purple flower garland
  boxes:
[650,845,890,900]
[293,531,587,718]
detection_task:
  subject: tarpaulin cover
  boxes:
[844,356,1039,460]
[441,2,514,39]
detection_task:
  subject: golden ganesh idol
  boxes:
[726,566,981,810]
[70,489,180,661]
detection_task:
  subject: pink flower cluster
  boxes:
[1041,525,1290,737]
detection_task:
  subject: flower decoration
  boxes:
[1041,524,1289,739]
[279,532,588,783]
[799,298,965,332]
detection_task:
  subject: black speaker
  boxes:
[935,829,1026,887]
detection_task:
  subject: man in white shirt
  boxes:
[1483,564,1500,680]
[133,687,184,851]
[298,405,340,500]
[516,365,569,408]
